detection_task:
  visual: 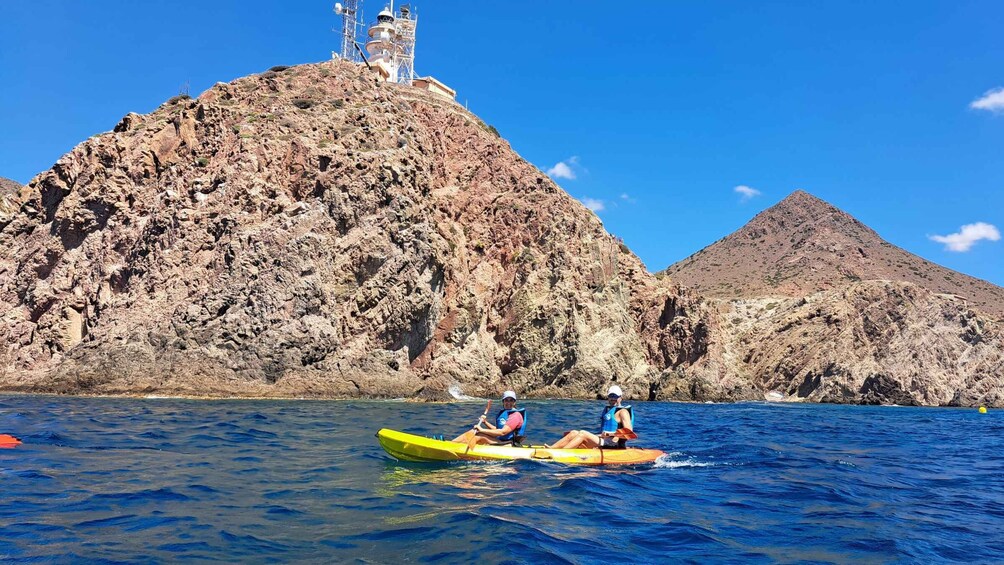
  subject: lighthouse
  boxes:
[365,7,404,83]
[334,2,456,99]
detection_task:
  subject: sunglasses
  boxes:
[607,394,620,399]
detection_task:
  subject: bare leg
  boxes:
[452,430,497,446]
[554,431,578,449]
[562,431,600,449]
[554,431,586,449]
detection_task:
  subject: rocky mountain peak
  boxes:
[665,191,1004,317]
[743,190,878,243]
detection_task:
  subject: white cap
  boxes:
[607,385,623,397]
[502,390,517,401]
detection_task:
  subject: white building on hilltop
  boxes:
[333,2,456,100]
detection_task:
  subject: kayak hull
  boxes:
[377,428,664,465]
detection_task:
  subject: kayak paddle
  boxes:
[613,429,638,440]
[465,400,492,454]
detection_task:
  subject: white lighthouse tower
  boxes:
[363,4,418,86]
[365,6,403,83]
[334,2,455,99]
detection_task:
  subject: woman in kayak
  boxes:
[453,390,527,446]
[548,385,633,449]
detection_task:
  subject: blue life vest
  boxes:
[600,404,633,434]
[496,408,527,443]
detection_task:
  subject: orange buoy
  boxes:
[0,434,22,448]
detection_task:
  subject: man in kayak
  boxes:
[453,390,527,446]
[548,385,633,449]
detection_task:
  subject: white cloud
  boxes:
[734,185,761,202]
[547,162,575,180]
[581,197,605,212]
[970,87,1004,113]
[546,156,580,180]
[929,222,1001,252]
[619,193,637,204]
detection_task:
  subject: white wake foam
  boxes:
[654,454,722,469]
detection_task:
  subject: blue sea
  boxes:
[2,395,1003,563]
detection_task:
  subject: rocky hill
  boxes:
[1,63,1000,406]
[663,190,1004,406]
[0,61,722,400]
[665,191,1004,318]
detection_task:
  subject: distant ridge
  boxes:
[664,190,1004,317]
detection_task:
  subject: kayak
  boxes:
[0,434,21,449]
[377,428,665,465]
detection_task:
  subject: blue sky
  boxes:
[2,1,1002,284]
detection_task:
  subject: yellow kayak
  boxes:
[377,428,665,465]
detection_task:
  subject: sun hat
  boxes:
[502,390,517,401]
[607,385,623,397]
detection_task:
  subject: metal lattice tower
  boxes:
[394,4,417,85]
[333,1,363,62]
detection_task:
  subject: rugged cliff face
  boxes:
[719,282,1004,406]
[0,62,719,400]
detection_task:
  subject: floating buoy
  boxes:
[0,434,21,448]
[979,406,988,414]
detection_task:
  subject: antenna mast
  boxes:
[333,1,363,62]
[394,4,417,86]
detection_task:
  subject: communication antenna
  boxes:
[333,1,363,62]
[394,4,417,85]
